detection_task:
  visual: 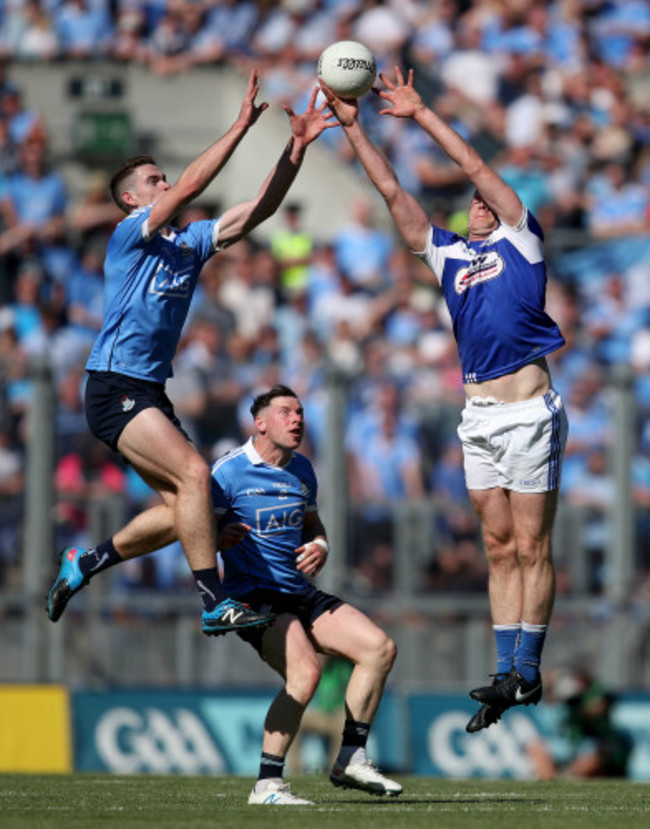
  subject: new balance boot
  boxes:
[202,597,275,636]
[247,781,313,805]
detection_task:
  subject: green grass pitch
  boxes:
[1,774,648,829]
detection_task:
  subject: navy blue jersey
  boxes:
[211,438,318,596]
[86,204,220,383]
[416,210,565,384]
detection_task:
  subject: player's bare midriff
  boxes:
[464,357,552,404]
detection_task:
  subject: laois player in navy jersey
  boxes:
[322,68,569,734]
[212,385,401,805]
[46,72,337,637]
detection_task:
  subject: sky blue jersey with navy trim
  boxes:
[86,204,220,383]
[210,438,318,596]
[415,209,565,384]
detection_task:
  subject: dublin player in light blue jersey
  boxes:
[213,385,401,805]
[322,68,569,734]
[46,72,337,636]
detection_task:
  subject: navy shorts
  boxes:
[235,584,344,655]
[85,370,189,452]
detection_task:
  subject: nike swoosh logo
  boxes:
[88,552,109,572]
[515,684,541,702]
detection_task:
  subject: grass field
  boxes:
[1,774,648,829]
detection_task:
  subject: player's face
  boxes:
[468,191,499,238]
[123,163,170,208]
[258,396,305,451]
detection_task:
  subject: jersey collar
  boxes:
[244,437,265,465]
[244,436,293,468]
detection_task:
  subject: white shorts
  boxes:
[457,389,568,493]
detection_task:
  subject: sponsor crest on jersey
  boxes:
[454,251,505,294]
[150,260,192,297]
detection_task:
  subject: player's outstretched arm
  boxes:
[216,86,337,247]
[320,80,429,253]
[378,67,523,227]
[148,69,268,234]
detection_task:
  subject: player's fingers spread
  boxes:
[307,85,319,108]
[408,68,414,86]
[379,72,394,89]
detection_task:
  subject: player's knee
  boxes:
[287,655,321,702]
[483,533,517,568]
[516,539,552,569]
[182,453,211,494]
[368,630,397,675]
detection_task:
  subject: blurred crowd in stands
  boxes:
[0,0,649,606]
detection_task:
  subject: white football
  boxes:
[318,40,377,98]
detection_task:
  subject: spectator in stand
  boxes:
[347,392,424,568]
[496,144,554,226]
[0,84,46,147]
[145,0,189,63]
[53,364,88,457]
[270,202,313,297]
[562,366,611,490]
[333,198,394,295]
[54,0,113,59]
[147,0,227,76]
[5,258,45,344]
[64,241,105,351]
[67,170,122,250]
[0,426,24,584]
[439,19,501,107]
[586,161,649,241]
[110,4,147,64]
[217,239,276,344]
[0,138,67,258]
[2,0,60,61]
[564,444,614,594]
[582,272,647,366]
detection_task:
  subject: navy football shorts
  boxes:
[85,370,190,452]
[235,584,344,655]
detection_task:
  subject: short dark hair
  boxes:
[109,154,157,213]
[250,385,298,418]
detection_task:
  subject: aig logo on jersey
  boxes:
[256,502,306,535]
[454,251,505,294]
[150,261,192,297]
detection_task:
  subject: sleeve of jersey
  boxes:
[499,209,544,264]
[412,225,454,285]
[178,218,220,261]
[110,206,151,254]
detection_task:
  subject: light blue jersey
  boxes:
[416,209,565,384]
[211,438,318,596]
[86,204,219,383]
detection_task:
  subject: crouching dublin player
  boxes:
[212,385,401,805]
